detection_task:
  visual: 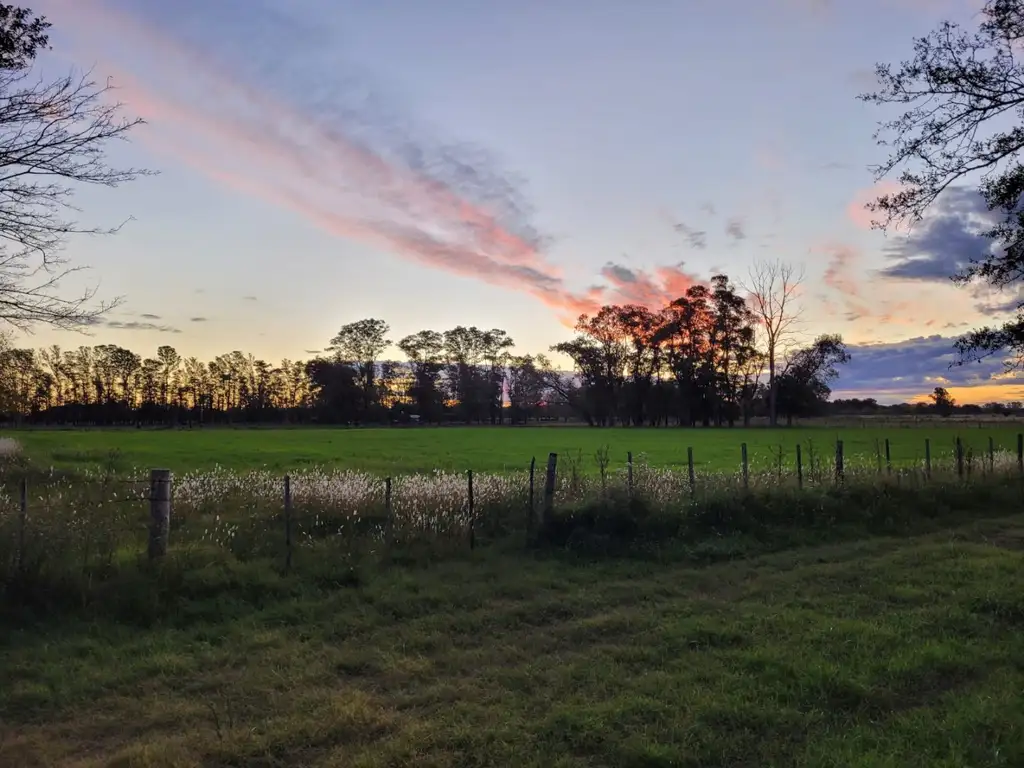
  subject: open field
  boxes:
[4,423,1024,765]
[5,424,1024,475]
[3,513,1024,767]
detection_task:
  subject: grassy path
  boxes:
[3,514,1023,766]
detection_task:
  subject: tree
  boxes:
[0,5,150,331]
[329,318,391,418]
[397,329,445,422]
[861,0,1024,368]
[930,386,956,416]
[776,335,851,424]
[743,259,803,426]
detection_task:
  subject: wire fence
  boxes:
[1,433,1023,587]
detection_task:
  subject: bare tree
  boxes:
[0,5,151,332]
[743,259,804,427]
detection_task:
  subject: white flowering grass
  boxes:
[0,437,20,458]
[2,449,1023,579]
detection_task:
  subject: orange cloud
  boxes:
[43,0,696,325]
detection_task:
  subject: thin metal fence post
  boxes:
[16,477,27,572]
[467,470,475,550]
[687,447,696,498]
[385,476,393,546]
[284,475,293,572]
[627,451,634,497]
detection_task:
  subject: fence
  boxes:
[2,434,1024,586]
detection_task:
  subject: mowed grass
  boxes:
[2,514,1024,767]
[7,423,1024,475]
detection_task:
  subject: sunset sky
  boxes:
[18,0,1023,403]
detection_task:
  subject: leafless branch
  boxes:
[0,62,153,331]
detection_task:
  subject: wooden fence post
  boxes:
[925,438,931,480]
[284,475,293,572]
[16,477,27,572]
[627,451,634,496]
[148,469,172,560]
[741,443,749,490]
[956,437,965,479]
[1018,434,1023,474]
[835,440,844,484]
[988,436,995,474]
[884,438,892,476]
[541,452,557,529]
[796,444,803,490]
[467,470,475,550]
[687,447,696,498]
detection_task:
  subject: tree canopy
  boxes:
[862,0,1024,368]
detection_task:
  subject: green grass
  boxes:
[5,424,1023,475]
[2,514,1023,767]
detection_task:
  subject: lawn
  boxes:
[2,513,1023,767]
[5,423,1024,475]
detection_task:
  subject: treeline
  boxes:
[0,275,857,427]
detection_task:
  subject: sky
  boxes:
[14,0,1024,403]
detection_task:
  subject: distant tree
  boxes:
[329,319,391,418]
[480,328,514,424]
[776,335,851,425]
[397,329,445,422]
[0,4,151,331]
[930,386,956,416]
[743,259,803,427]
[862,0,1024,369]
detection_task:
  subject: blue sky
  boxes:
[21,0,1023,402]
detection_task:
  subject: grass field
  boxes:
[2,513,1023,767]
[4,424,1024,765]
[5,423,1024,475]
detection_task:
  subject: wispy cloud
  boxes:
[46,0,698,324]
[139,313,162,320]
[667,218,707,249]
[189,317,208,322]
[105,320,181,334]
[725,217,746,242]
[820,243,870,320]
[242,295,258,302]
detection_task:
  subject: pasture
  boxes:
[7,422,1024,475]
[4,422,1024,765]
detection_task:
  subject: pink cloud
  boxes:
[845,180,904,230]
[44,0,698,324]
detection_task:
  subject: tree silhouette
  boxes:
[930,386,956,416]
[742,260,803,426]
[862,0,1024,369]
[0,4,151,330]
[0,270,859,427]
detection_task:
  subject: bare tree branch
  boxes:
[0,5,153,332]
[741,259,804,426]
